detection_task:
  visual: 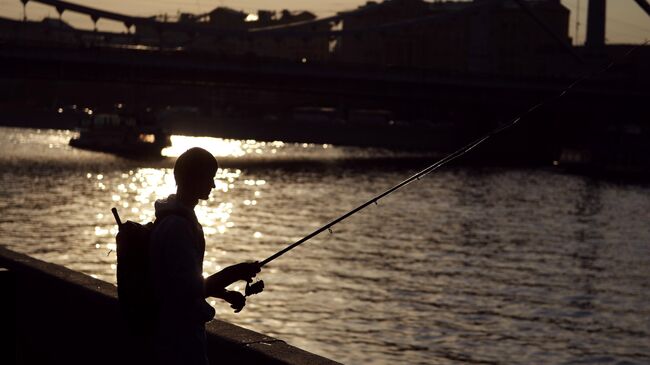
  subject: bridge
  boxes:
[1,0,649,154]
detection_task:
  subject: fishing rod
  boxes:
[258,120,510,268]
[254,42,648,271]
[260,130,493,267]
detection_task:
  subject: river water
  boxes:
[1,126,649,365]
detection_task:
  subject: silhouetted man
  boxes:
[150,147,260,365]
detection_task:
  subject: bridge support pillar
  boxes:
[586,0,606,50]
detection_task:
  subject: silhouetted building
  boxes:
[208,7,248,30]
[135,7,328,62]
[134,1,572,73]
[336,0,572,76]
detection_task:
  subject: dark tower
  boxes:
[585,0,606,49]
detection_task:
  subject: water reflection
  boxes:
[85,135,285,286]
[162,135,286,158]
[91,168,244,257]
[2,128,650,365]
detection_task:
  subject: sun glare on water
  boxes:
[162,135,287,158]
[162,135,247,158]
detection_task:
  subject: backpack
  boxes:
[112,207,190,335]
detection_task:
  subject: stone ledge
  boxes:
[0,245,342,365]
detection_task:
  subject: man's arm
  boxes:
[203,262,260,298]
[204,262,260,313]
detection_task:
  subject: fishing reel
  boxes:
[227,280,263,313]
[228,279,264,313]
[245,279,265,297]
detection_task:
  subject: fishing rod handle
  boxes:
[111,207,122,228]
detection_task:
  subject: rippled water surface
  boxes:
[1,127,649,365]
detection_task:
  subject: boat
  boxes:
[69,113,171,157]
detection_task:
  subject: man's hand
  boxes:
[221,290,246,313]
[228,261,261,283]
[204,261,261,298]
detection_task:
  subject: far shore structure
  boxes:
[3,0,609,77]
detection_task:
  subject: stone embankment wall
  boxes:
[0,246,341,365]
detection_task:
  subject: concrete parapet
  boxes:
[0,246,341,365]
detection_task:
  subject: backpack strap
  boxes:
[153,209,202,239]
[154,209,195,226]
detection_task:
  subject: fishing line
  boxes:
[258,41,648,268]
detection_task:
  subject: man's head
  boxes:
[174,147,219,200]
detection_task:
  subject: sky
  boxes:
[1,0,648,44]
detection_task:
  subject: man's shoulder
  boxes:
[151,214,195,239]
[156,213,192,226]
[156,208,196,223]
